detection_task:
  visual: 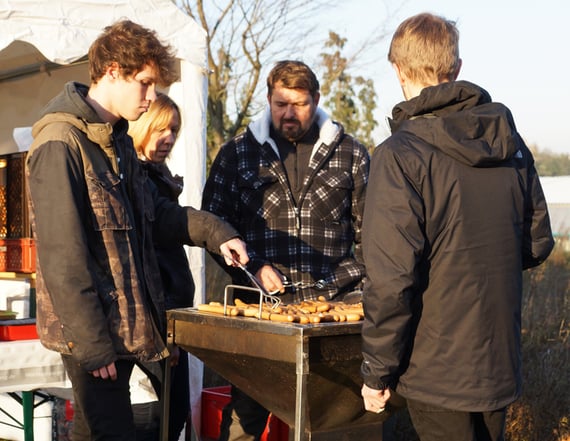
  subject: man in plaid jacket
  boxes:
[203,60,369,304]
[202,60,370,440]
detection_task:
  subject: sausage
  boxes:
[269,312,295,323]
[197,303,239,316]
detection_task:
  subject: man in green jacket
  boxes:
[27,20,248,441]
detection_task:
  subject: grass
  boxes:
[508,242,570,441]
[383,242,570,441]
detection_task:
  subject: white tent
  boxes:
[0,0,209,438]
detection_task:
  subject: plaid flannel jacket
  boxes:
[202,108,370,301]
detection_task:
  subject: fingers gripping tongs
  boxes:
[223,254,281,317]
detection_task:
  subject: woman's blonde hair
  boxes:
[129,92,181,157]
[388,13,460,86]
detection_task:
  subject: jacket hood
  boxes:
[31,81,119,149]
[390,81,521,167]
[40,81,101,122]
[248,106,341,158]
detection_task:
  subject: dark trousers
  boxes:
[167,349,190,440]
[62,355,136,441]
[407,398,506,441]
[134,350,191,441]
[218,386,270,441]
[132,400,161,441]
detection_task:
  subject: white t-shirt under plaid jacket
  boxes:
[202,108,370,302]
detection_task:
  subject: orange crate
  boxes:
[262,414,289,441]
[201,386,231,440]
[6,238,36,273]
[0,318,38,341]
[0,239,7,271]
[201,386,288,441]
[6,152,31,238]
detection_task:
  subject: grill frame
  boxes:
[166,308,390,441]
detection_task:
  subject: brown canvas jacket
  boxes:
[26,82,238,371]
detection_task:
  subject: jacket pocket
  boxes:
[238,172,282,220]
[98,288,131,355]
[86,171,132,231]
[310,170,353,222]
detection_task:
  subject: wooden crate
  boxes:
[0,156,8,238]
[7,152,32,238]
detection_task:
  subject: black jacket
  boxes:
[142,161,195,309]
[361,81,554,411]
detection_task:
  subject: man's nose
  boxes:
[284,104,297,118]
[146,84,157,102]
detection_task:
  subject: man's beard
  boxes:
[278,118,305,141]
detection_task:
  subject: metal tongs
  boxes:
[223,254,282,318]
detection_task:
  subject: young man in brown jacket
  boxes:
[27,20,248,441]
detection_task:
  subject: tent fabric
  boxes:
[0,0,207,67]
[0,1,210,439]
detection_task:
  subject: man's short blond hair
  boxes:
[388,13,460,86]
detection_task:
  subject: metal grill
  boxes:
[166,308,389,441]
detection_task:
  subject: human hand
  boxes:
[220,238,249,266]
[256,265,286,294]
[361,383,391,413]
[89,361,117,380]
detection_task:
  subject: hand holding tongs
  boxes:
[223,253,282,312]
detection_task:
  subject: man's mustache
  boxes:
[282,118,300,125]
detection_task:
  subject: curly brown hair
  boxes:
[88,20,178,86]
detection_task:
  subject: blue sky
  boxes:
[312,0,569,154]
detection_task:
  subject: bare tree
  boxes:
[177,0,333,164]
[176,0,403,164]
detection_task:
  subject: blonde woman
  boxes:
[129,92,191,441]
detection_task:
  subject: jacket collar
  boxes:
[248,107,340,159]
[388,81,520,166]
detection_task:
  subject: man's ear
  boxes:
[313,92,320,107]
[393,63,406,86]
[106,62,121,80]
[452,59,463,81]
